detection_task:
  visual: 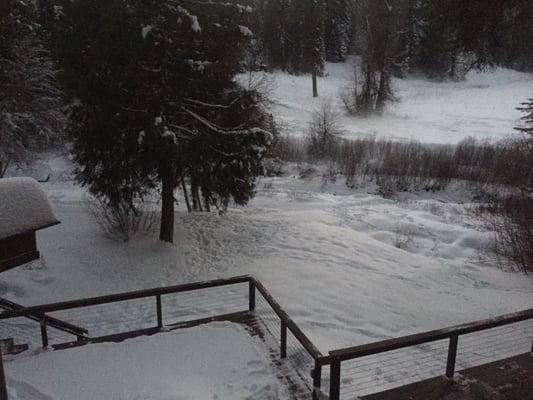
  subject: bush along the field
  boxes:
[478,193,533,274]
[269,135,532,193]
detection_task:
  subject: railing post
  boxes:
[40,316,49,349]
[156,294,163,329]
[312,360,322,400]
[0,350,7,400]
[446,335,459,378]
[329,358,341,400]
[280,320,287,359]
[248,279,255,312]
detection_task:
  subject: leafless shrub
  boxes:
[307,100,343,159]
[393,224,415,250]
[85,196,159,242]
[270,135,531,194]
[269,135,308,163]
[478,194,533,274]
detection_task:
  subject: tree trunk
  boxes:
[181,174,192,212]
[202,188,211,213]
[376,69,389,113]
[191,177,202,211]
[159,174,175,243]
[312,68,318,98]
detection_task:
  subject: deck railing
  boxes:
[1,275,531,400]
[327,308,533,400]
[0,276,329,399]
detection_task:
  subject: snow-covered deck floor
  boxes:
[6,321,292,400]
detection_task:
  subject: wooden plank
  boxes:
[249,280,256,311]
[281,320,287,359]
[446,335,459,378]
[361,353,533,400]
[330,308,533,361]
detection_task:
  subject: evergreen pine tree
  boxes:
[325,0,352,63]
[260,0,291,71]
[49,0,272,243]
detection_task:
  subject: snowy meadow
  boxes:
[3,64,533,347]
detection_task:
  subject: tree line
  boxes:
[251,0,533,108]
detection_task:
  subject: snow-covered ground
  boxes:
[2,65,533,398]
[7,322,289,400]
[251,62,533,144]
[2,156,532,354]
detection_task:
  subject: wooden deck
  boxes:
[50,310,314,400]
[362,353,533,400]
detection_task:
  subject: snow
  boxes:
[1,159,531,355]
[190,16,201,33]
[244,61,533,144]
[2,65,533,397]
[0,177,59,240]
[177,6,201,33]
[239,25,254,37]
[6,322,288,400]
[141,25,153,39]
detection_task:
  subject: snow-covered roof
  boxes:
[0,177,60,240]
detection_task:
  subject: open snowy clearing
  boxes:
[2,156,532,355]
[251,62,533,144]
[6,321,289,400]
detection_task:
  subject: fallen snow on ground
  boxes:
[247,62,533,144]
[2,157,532,354]
[3,64,533,395]
[6,322,288,400]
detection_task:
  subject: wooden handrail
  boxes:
[0,275,253,319]
[0,298,88,337]
[329,308,533,361]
